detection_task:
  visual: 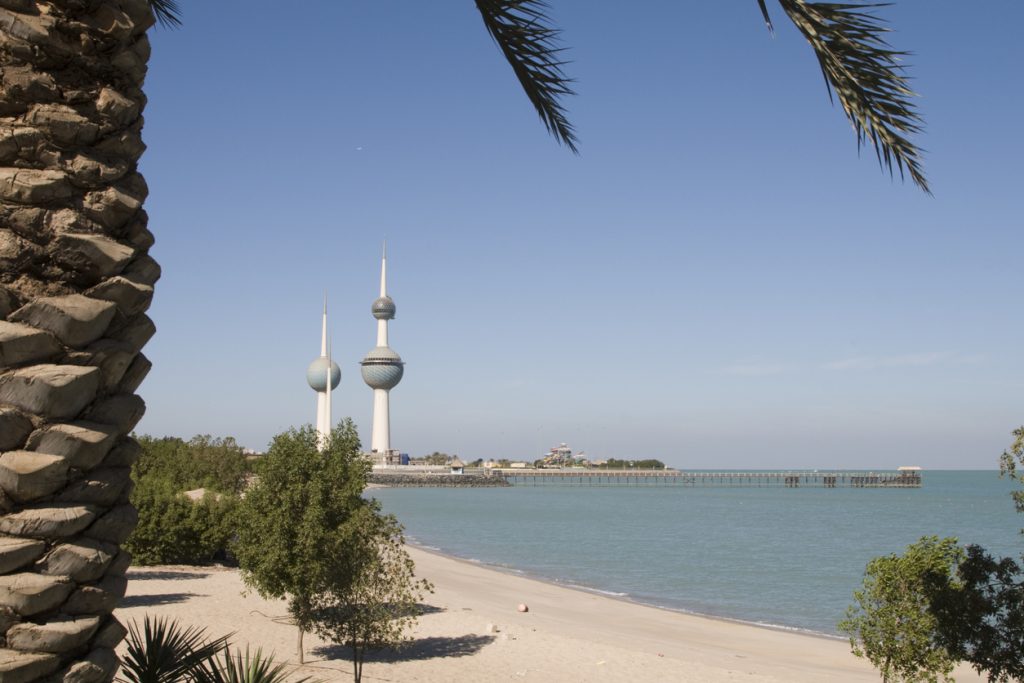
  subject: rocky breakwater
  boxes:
[1,2,158,681]
[368,472,511,488]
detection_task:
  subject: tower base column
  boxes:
[371,388,390,453]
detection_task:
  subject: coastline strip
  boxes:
[117,546,984,682]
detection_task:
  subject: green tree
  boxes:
[311,515,432,683]
[1000,426,1024,530]
[923,427,1024,682]
[928,544,1024,683]
[134,435,250,495]
[424,452,450,466]
[0,2,926,680]
[839,536,963,683]
[234,420,424,667]
[126,478,238,565]
[126,434,246,564]
[844,429,1024,683]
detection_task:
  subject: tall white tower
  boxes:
[306,298,341,448]
[360,244,404,457]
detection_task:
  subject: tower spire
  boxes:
[379,241,387,298]
[320,291,328,356]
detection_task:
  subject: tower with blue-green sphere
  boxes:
[307,296,340,448]
[361,243,404,457]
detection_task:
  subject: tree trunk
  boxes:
[297,626,304,664]
[0,1,155,681]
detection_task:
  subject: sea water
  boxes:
[370,471,1021,636]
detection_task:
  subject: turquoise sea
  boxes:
[371,471,1021,636]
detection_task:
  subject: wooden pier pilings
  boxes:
[493,469,921,488]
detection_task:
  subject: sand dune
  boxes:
[116,546,985,682]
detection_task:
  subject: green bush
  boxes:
[126,435,249,565]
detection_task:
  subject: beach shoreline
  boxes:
[116,546,985,682]
[406,542,847,643]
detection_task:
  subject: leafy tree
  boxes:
[1000,426,1024,530]
[844,428,1024,683]
[839,536,963,683]
[597,458,665,469]
[311,515,432,683]
[921,427,1024,682]
[134,435,250,495]
[423,452,450,466]
[127,478,238,565]
[126,435,247,564]
[235,420,425,668]
[928,545,1024,683]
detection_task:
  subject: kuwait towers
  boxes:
[361,244,404,458]
[306,298,341,447]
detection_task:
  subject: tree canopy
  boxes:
[842,428,1024,682]
[839,536,962,683]
[126,435,249,565]
[234,420,429,672]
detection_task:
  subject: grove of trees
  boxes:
[125,435,249,565]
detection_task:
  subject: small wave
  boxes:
[567,583,628,597]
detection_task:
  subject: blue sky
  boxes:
[135,1,1023,468]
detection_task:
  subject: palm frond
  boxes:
[475,0,578,153]
[118,616,230,683]
[757,0,774,31]
[201,646,316,683]
[774,0,929,193]
[147,0,182,28]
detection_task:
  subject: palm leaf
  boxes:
[475,0,578,153]
[147,0,182,28]
[200,646,317,683]
[773,1,929,193]
[757,0,774,31]
[118,616,230,683]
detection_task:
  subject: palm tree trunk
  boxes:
[0,1,155,681]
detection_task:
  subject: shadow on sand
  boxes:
[313,633,496,663]
[126,570,212,581]
[412,603,446,616]
[119,592,204,608]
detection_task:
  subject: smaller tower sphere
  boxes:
[372,296,396,320]
[306,357,341,392]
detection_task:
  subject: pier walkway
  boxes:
[492,469,921,488]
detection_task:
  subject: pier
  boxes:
[492,469,921,488]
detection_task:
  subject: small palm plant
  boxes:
[119,616,313,683]
[118,616,230,683]
[199,646,315,683]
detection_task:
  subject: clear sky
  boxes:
[135,1,1023,469]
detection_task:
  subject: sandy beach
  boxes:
[116,546,985,682]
